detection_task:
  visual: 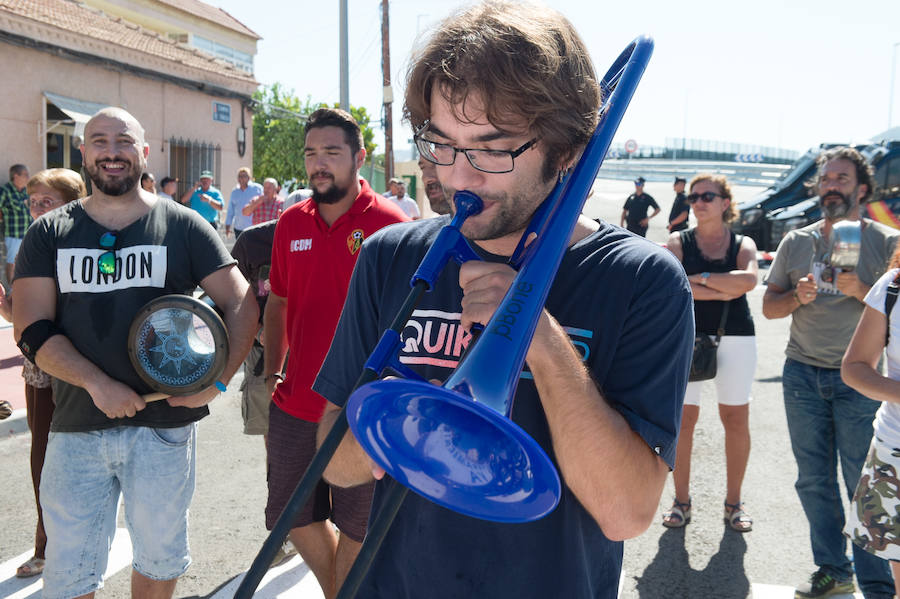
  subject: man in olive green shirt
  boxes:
[763,146,898,599]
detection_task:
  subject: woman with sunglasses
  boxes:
[0,168,85,578]
[661,173,759,532]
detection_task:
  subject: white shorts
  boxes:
[683,335,756,407]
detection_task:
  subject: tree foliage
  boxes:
[252,83,378,189]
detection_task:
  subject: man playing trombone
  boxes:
[314,2,694,597]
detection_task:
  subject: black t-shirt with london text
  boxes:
[15,199,235,432]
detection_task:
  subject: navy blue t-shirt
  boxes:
[314,217,693,599]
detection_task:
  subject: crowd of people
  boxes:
[1,2,899,599]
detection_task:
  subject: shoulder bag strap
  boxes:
[885,270,900,346]
[714,234,743,343]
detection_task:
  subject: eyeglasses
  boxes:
[29,197,64,210]
[687,192,723,204]
[414,121,538,174]
[98,231,118,276]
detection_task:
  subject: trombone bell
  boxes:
[347,379,561,522]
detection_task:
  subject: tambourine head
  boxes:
[128,294,229,396]
[346,379,561,523]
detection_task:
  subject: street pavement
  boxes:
[0,178,872,598]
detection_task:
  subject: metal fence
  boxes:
[168,138,222,198]
[597,159,791,187]
[606,138,800,165]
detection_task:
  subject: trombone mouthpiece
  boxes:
[452,191,483,224]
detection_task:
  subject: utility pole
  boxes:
[339,0,349,111]
[382,0,394,183]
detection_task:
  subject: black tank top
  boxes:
[679,228,755,336]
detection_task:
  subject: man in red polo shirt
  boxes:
[262,107,408,598]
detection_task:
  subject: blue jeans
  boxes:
[782,358,893,597]
[40,424,197,599]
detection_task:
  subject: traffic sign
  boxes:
[624,139,638,154]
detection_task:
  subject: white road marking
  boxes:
[751,583,862,598]
[208,554,324,599]
[12,535,862,598]
[0,528,132,599]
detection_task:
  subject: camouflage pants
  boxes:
[845,435,900,561]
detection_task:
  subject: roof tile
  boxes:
[1,0,257,85]
[153,0,260,40]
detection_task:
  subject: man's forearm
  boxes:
[527,312,668,540]
[35,334,110,394]
[32,333,148,417]
[225,202,235,227]
[318,404,379,487]
[762,288,800,319]
[262,298,289,376]
[242,196,263,216]
[669,212,687,227]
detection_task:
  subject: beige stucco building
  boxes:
[0,0,260,196]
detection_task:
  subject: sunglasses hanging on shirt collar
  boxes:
[98,231,118,276]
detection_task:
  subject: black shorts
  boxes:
[265,402,374,542]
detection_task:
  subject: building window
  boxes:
[192,35,253,73]
[168,138,222,198]
[212,102,231,123]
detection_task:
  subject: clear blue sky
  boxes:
[215,0,900,156]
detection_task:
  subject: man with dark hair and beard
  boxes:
[11,107,257,599]
[261,107,408,598]
[314,3,693,598]
[764,146,899,599]
[418,155,450,215]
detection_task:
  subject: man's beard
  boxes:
[444,166,554,241]
[446,187,538,241]
[821,191,852,220]
[426,182,450,215]
[86,159,141,196]
[310,173,348,206]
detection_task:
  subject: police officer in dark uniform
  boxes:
[620,176,660,237]
[667,176,690,232]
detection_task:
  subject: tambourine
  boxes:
[127,294,229,401]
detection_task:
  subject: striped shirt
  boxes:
[0,182,32,238]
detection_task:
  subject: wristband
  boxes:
[792,289,802,304]
[17,319,62,363]
[214,380,227,393]
[265,373,284,384]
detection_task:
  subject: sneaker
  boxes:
[794,569,855,598]
[269,541,297,569]
[0,400,12,420]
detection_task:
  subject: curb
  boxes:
[2,408,28,437]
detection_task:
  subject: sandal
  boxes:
[724,501,752,532]
[662,498,691,528]
[16,557,45,578]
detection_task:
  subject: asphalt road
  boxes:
[0,178,867,598]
